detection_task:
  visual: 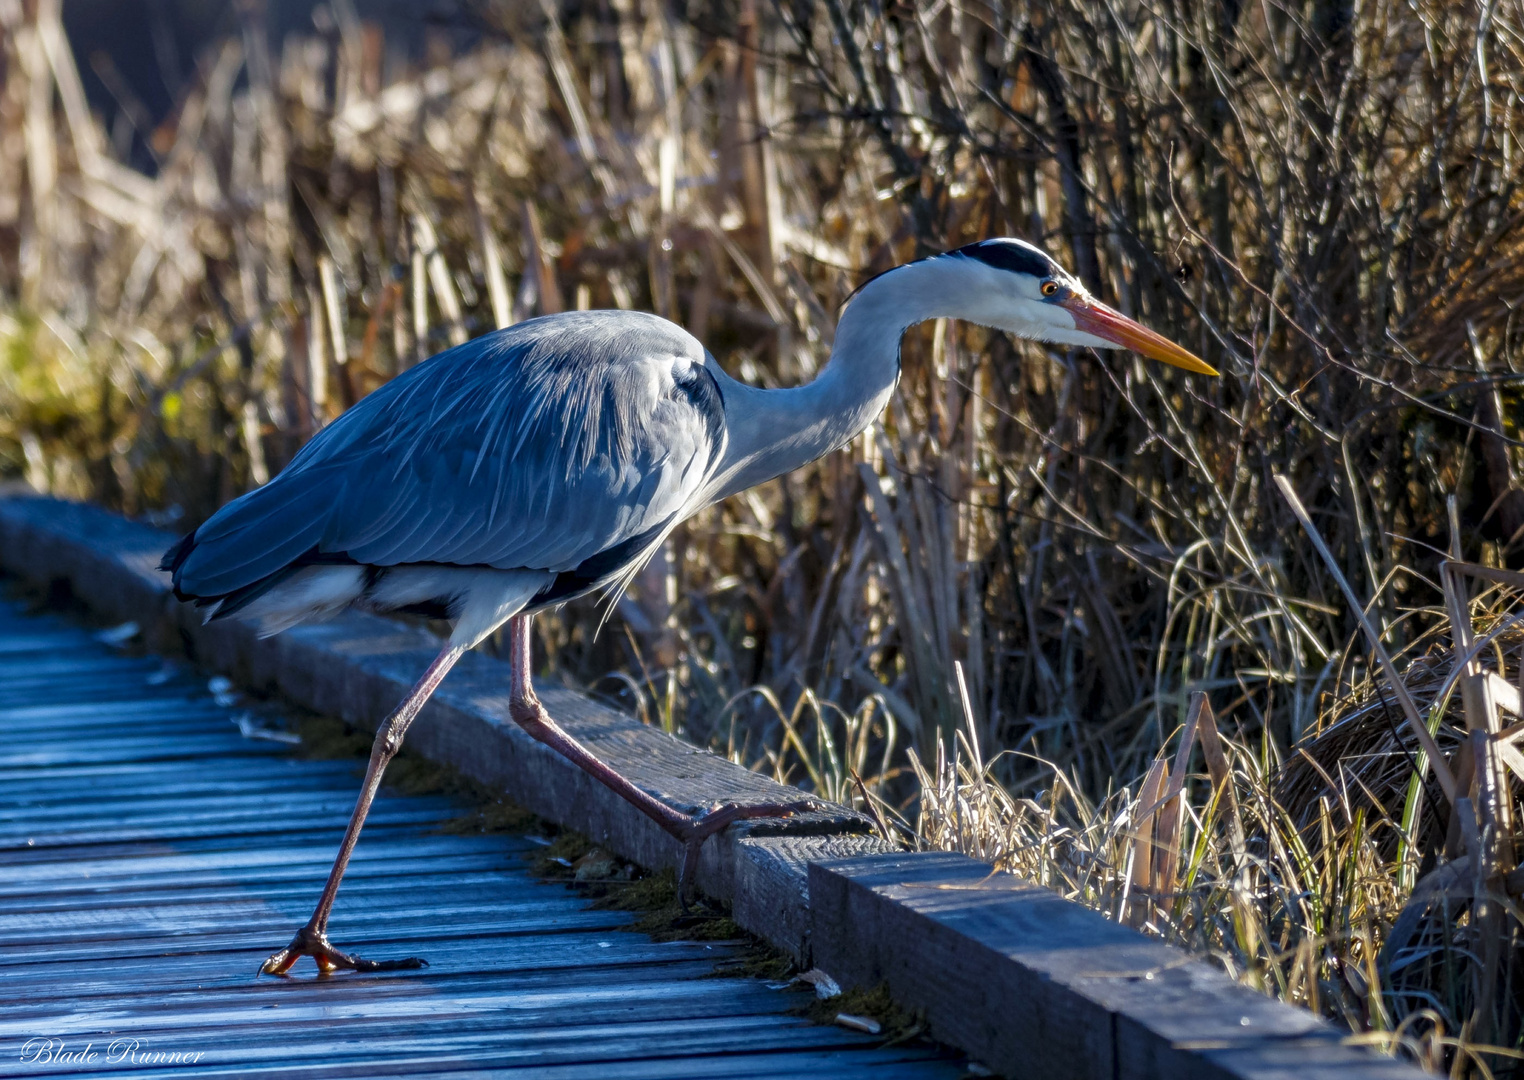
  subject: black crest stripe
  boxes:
[952,240,1057,279]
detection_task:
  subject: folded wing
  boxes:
[165,311,725,604]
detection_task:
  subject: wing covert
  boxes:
[172,311,725,599]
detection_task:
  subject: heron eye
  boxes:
[1041,280,1060,297]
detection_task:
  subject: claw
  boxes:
[258,924,427,977]
[674,798,825,911]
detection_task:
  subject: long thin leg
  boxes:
[260,643,466,976]
[504,616,819,905]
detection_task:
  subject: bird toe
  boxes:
[258,926,426,977]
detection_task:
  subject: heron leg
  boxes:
[260,643,466,977]
[504,616,820,909]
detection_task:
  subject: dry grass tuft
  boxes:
[916,566,1524,1072]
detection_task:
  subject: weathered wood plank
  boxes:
[809,852,1426,1080]
[0,848,518,897]
[733,834,899,963]
[48,1047,956,1080]
[0,790,453,828]
[0,760,368,799]
[0,805,450,849]
[0,954,734,1004]
[9,1020,885,1072]
[0,736,284,768]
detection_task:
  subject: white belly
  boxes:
[224,564,552,648]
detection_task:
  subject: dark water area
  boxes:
[60,0,486,173]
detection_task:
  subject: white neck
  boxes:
[703,255,1008,502]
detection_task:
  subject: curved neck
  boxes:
[705,257,979,501]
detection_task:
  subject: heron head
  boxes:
[946,239,1218,376]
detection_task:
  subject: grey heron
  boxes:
[161,238,1216,975]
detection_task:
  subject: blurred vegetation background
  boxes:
[2,0,1523,1069]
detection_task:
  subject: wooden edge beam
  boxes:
[809,852,1429,1080]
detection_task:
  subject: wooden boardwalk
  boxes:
[0,599,965,1080]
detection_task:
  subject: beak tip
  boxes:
[1146,348,1218,378]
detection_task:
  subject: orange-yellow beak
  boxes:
[1060,295,1218,376]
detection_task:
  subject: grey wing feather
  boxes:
[170,311,725,600]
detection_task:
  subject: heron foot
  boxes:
[258,923,427,977]
[673,799,825,912]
